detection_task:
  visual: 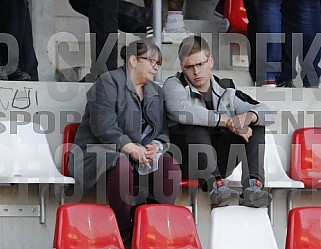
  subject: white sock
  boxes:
[165,11,185,30]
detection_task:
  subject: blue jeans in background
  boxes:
[281,0,321,87]
[256,0,321,87]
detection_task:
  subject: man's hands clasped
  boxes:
[222,112,257,142]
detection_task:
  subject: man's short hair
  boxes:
[178,35,211,62]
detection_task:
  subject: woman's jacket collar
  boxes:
[121,65,160,100]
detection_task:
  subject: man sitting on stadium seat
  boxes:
[163,35,275,208]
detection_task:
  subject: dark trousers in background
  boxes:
[69,0,153,78]
[278,0,321,87]
[0,0,38,80]
[243,0,258,83]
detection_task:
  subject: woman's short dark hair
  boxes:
[178,35,211,62]
[120,38,162,65]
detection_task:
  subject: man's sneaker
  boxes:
[243,179,272,208]
[276,79,296,88]
[210,179,240,208]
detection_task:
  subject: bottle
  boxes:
[138,152,162,175]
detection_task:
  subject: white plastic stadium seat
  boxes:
[0,121,74,184]
[226,130,304,189]
[0,121,74,223]
[208,206,278,249]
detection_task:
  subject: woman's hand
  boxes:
[145,144,159,161]
[122,143,151,167]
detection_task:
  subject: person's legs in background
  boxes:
[256,0,283,86]
[164,0,194,44]
[144,0,192,44]
[243,0,258,84]
[69,0,153,34]
[0,0,38,81]
[275,0,321,88]
[70,0,154,82]
[295,0,321,87]
[19,0,38,81]
[69,0,153,33]
[87,0,119,80]
[69,0,89,16]
[118,1,153,34]
[275,0,302,88]
[166,0,187,32]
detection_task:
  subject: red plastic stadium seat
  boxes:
[224,0,248,34]
[290,127,321,188]
[131,204,202,249]
[180,179,199,187]
[286,207,321,249]
[53,203,124,249]
[61,122,81,176]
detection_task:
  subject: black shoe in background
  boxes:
[79,73,96,82]
[0,68,9,80]
[276,79,296,88]
[0,71,8,80]
[215,0,225,16]
[8,68,31,81]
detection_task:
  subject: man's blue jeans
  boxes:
[256,0,321,87]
